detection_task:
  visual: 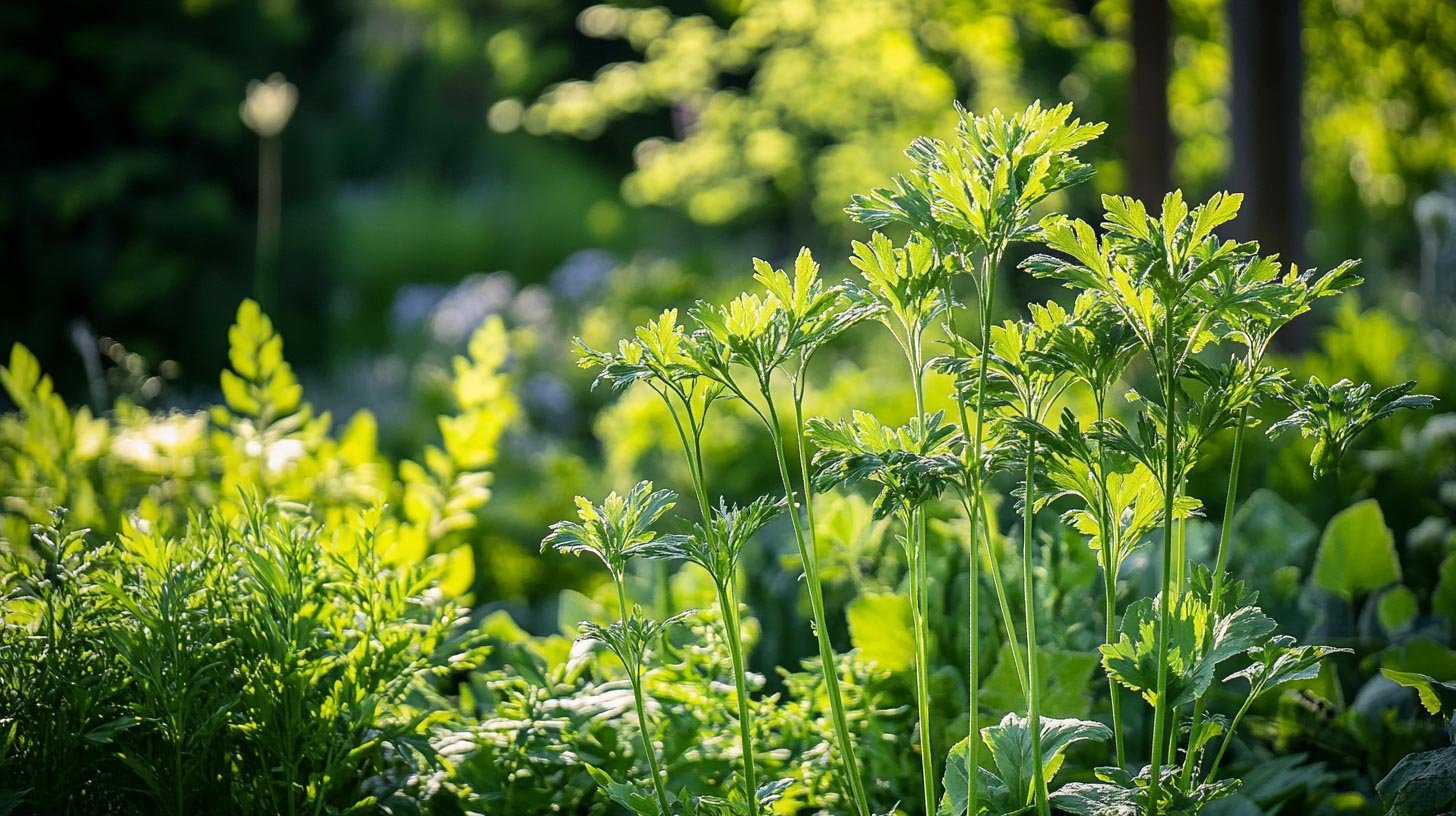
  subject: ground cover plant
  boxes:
[2,101,1453,816]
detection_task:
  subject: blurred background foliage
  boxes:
[4,0,1456,624]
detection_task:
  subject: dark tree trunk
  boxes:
[1129,0,1173,207]
[1228,0,1305,266]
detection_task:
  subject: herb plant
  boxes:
[0,100,1444,816]
[545,101,1434,815]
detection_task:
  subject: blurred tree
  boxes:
[513,0,1131,231]
[1304,0,1456,272]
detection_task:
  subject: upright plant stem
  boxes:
[944,245,1001,810]
[718,578,759,800]
[907,333,937,814]
[1095,399,1127,768]
[981,506,1028,694]
[1148,322,1180,813]
[765,394,871,816]
[662,395,759,804]
[1204,689,1256,781]
[255,135,281,313]
[616,581,673,816]
[1023,442,1050,816]
[1180,407,1248,785]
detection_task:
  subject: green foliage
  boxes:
[940,713,1111,816]
[847,590,915,673]
[0,501,483,815]
[1383,670,1456,717]
[1270,377,1436,479]
[1311,499,1401,599]
[6,94,1448,815]
[807,410,964,520]
[1100,589,1274,710]
[541,480,685,585]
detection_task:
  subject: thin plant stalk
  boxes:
[615,581,673,816]
[905,327,938,813]
[1204,689,1256,781]
[1180,405,1249,785]
[718,577,759,799]
[1095,398,1127,768]
[764,392,872,816]
[1022,441,1051,816]
[255,135,281,313]
[1148,318,1181,812]
[980,500,1028,694]
[659,388,760,803]
[943,241,1001,811]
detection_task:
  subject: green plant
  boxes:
[551,101,1434,816]
[0,499,485,815]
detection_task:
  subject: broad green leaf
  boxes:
[1381,669,1456,716]
[1377,747,1456,816]
[847,591,914,672]
[1312,499,1400,599]
[941,713,1111,816]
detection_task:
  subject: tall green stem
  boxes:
[765,394,871,816]
[944,244,1001,810]
[906,331,938,814]
[981,506,1028,694]
[1023,442,1050,816]
[617,581,672,815]
[1180,407,1249,785]
[718,578,759,801]
[905,504,938,815]
[662,393,759,804]
[1148,320,1180,813]
[1095,399,1127,768]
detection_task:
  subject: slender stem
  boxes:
[1095,398,1127,768]
[906,506,938,815]
[1148,318,1180,813]
[1023,441,1050,816]
[718,578,759,802]
[1180,409,1249,785]
[255,135,281,313]
[765,393,871,816]
[945,243,1002,810]
[617,581,673,815]
[906,330,937,814]
[982,505,1028,695]
[1205,688,1257,781]
[660,387,759,803]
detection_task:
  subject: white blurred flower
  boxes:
[264,438,306,475]
[240,73,298,138]
[110,413,207,473]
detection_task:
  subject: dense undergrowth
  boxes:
[4,103,1456,816]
